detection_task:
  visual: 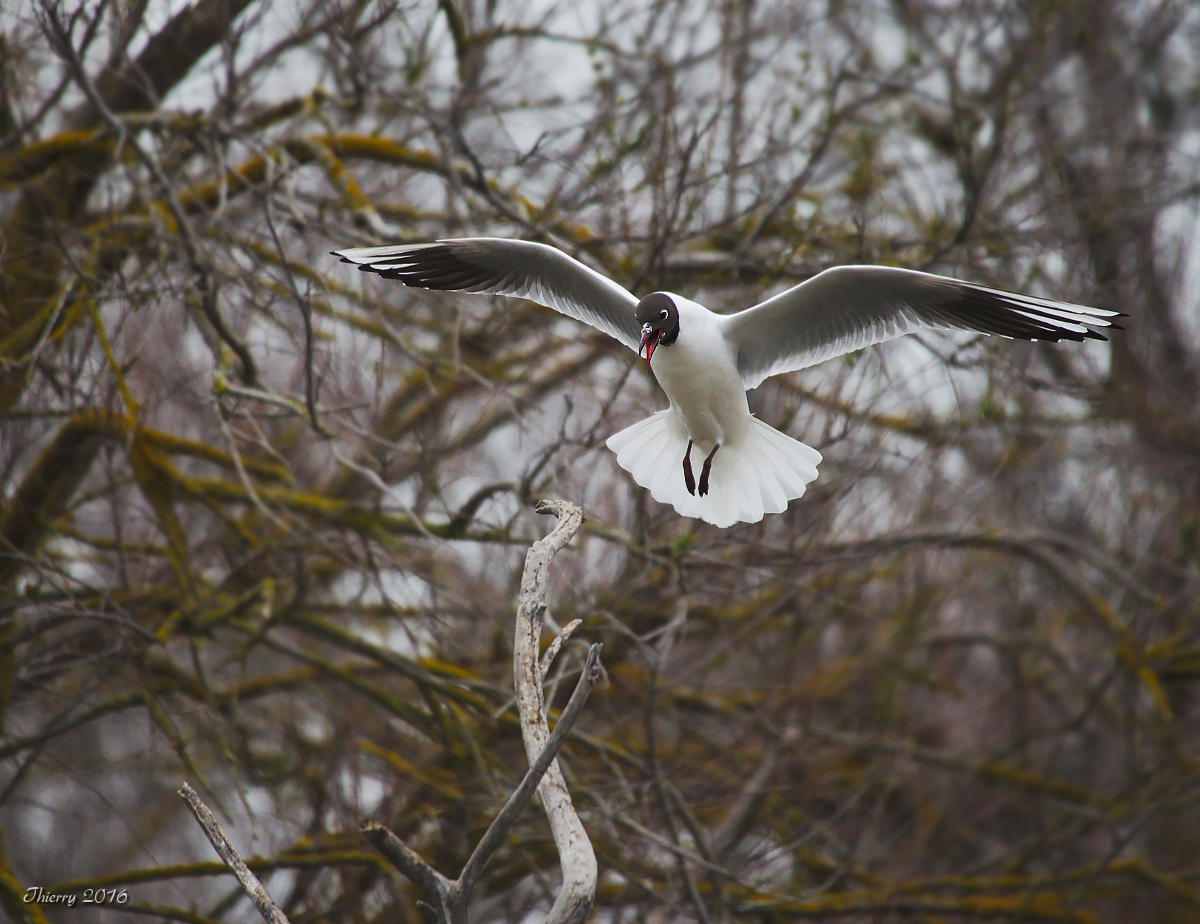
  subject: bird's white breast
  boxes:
[650,296,750,449]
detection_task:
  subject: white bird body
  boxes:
[649,296,747,450]
[332,238,1121,527]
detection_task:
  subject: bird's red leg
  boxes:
[683,440,696,495]
[698,443,720,496]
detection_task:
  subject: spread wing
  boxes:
[333,238,642,353]
[720,265,1123,389]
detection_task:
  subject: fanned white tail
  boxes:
[606,410,822,527]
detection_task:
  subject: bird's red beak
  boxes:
[639,327,660,369]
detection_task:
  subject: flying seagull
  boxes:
[332,239,1121,528]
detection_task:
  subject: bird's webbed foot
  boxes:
[698,442,720,496]
[683,440,696,495]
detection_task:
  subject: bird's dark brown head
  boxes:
[635,293,680,368]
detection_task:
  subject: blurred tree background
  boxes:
[3,0,1200,920]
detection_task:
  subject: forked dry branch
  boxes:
[178,502,600,924]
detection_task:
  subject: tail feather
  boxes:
[723,451,762,524]
[606,411,821,527]
[756,422,820,492]
[641,433,679,494]
[749,441,791,513]
[750,452,788,513]
[648,441,680,499]
[610,415,672,487]
[607,414,661,460]
[752,449,790,499]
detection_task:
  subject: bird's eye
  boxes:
[659,309,669,320]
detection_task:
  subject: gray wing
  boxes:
[719,265,1123,389]
[333,238,642,353]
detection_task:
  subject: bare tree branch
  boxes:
[177,784,290,924]
[362,501,599,923]
[512,499,595,924]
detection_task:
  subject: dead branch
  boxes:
[177,784,291,924]
[363,499,599,923]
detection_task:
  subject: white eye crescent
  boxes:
[659,309,669,320]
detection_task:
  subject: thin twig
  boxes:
[177,783,290,924]
[359,821,461,918]
[540,618,582,682]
